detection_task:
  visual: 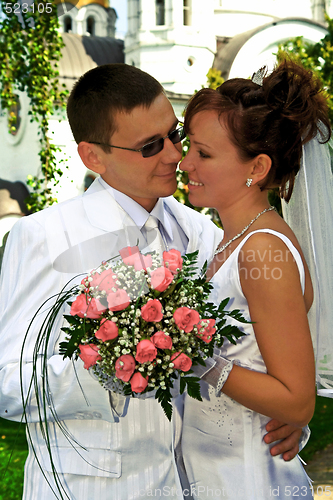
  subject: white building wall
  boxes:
[125,0,216,94]
[214,0,314,38]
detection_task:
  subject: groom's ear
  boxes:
[251,154,272,185]
[78,142,107,175]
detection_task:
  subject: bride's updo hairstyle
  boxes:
[184,59,331,201]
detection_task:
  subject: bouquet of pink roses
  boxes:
[59,246,246,419]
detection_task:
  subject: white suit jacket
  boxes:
[0,179,222,500]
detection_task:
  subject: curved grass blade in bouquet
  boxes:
[20,277,92,500]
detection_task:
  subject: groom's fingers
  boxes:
[264,418,286,434]
[264,420,302,461]
[270,430,300,461]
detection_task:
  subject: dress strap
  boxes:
[234,229,305,294]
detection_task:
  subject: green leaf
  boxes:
[192,356,206,367]
[182,377,202,401]
[218,297,230,311]
[156,387,173,421]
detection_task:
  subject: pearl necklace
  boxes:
[214,206,276,256]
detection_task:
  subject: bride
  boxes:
[180,59,331,499]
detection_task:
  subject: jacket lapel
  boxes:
[53,179,145,273]
[162,196,200,253]
[82,178,128,233]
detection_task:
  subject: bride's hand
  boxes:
[264,419,303,461]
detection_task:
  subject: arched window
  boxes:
[156,0,165,26]
[63,16,72,33]
[183,0,192,26]
[86,16,95,35]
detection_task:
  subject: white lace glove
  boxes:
[191,354,234,397]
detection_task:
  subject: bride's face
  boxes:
[180,110,252,212]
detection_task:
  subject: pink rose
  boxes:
[119,245,140,263]
[173,307,200,333]
[133,254,152,271]
[163,249,183,275]
[90,269,118,294]
[119,246,152,271]
[171,352,192,372]
[79,344,102,369]
[115,354,136,382]
[196,318,216,344]
[70,294,89,317]
[135,339,157,363]
[95,319,119,342]
[150,267,174,292]
[107,289,131,311]
[130,372,148,393]
[141,299,163,322]
[151,331,173,350]
[71,294,107,319]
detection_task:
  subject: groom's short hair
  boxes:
[67,64,164,152]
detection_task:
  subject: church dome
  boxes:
[54,0,109,9]
[76,0,109,8]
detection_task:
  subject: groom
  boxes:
[0,64,304,499]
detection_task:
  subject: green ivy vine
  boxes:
[0,0,68,212]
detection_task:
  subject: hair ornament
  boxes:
[251,67,265,86]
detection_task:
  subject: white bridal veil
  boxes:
[282,132,333,397]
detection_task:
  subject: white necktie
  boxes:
[143,215,165,258]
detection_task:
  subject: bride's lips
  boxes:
[188,179,204,190]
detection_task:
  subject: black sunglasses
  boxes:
[90,124,186,158]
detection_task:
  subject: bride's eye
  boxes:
[199,150,210,159]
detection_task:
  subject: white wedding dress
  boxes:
[182,229,313,500]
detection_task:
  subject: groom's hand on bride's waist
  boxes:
[264,419,303,461]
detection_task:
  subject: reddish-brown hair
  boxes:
[184,59,331,201]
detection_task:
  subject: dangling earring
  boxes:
[246,178,253,188]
